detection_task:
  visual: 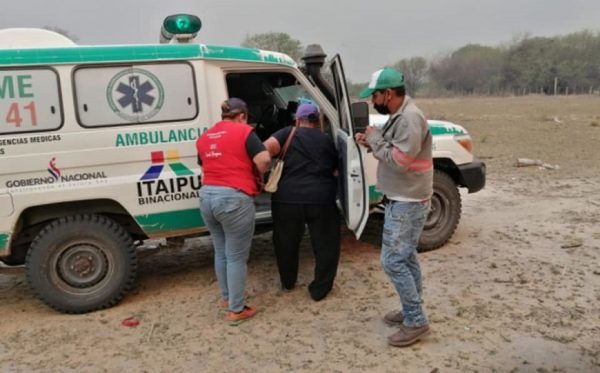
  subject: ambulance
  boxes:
[0,14,485,313]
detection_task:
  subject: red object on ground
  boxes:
[121,317,140,327]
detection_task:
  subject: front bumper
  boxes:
[457,158,486,193]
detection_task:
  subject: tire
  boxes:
[26,214,137,314]
[359,213,383,248]
[418,170,461,252]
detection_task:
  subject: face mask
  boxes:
[373,90,390,114]
[374,103,390,115]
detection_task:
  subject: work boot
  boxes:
[308,281,332,302]
[387,324,430,347]
[383,310,404,326]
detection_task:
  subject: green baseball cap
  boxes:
[358,67,405,99]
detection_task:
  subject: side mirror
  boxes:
[351,102,369,133]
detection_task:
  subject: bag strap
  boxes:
[382,113,401,138]
[279,126,297,160]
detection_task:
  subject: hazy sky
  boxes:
[2,0,599,81]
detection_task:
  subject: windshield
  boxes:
[272,84,314,108]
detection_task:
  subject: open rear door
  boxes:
[327,55,369,238]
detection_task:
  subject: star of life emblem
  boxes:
[107,68,164,122]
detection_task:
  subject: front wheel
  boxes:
[418,170,462,252]
[26,214,137,314]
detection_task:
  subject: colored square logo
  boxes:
[151,151,164,164]
[166,150,180,162]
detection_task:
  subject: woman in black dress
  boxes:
[263,103,340,301]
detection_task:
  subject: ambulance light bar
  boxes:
[160,14,202,44]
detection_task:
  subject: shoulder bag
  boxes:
[264,127,297,193]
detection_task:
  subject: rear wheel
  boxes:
[26,214,137,314]
[418,170,461,252]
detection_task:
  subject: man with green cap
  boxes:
[355,67,433,347]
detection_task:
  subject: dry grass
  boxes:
[417,95,600,179]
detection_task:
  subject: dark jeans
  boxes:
[271,201,341,300]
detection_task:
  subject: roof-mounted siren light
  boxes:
[160,14,202,44]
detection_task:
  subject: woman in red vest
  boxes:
[196,98,270,322]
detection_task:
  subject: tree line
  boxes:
[242,30,600,97]
[424,30,600,96]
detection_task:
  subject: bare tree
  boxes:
[393,57,428,96]
[242,32,303,62]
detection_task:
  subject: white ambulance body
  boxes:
[0,15,484,313]
[0,16,370,313]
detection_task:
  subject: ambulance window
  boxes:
[74,62,198,127]
[321,68,350,133]
[0,68,63,135]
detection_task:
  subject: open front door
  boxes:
[327,55,369,238]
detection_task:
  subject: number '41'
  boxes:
[6,102,37,127]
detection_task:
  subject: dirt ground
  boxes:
[1,96,599,372]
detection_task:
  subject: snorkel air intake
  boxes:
[301,44,335,105]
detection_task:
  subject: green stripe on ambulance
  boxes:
[428,121,466,136]
[0,233,10,252]
[0,44,296,67]
[134,209,205,234]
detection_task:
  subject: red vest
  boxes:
[196,121,259,196]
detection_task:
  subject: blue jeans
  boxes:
[199,186,256,313]
[380,200,430,327]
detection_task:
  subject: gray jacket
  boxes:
[366,96,433,200]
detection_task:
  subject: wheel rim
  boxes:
[424,192,445,230]
[57,244,108,288]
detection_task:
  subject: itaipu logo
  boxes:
[137,150,201,206]
[107,68,165,122]
[47,157,61,180]
[140,150,194,180]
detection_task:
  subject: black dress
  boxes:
[270,126,340,301]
